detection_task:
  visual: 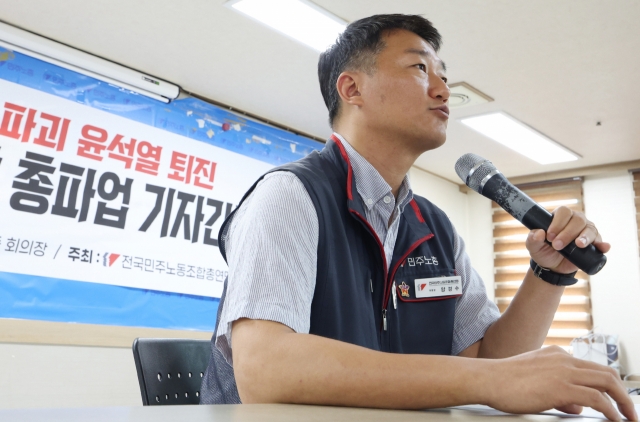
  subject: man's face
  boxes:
[358,29,450,153]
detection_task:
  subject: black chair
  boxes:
[132,338,211,405]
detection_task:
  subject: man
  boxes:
[201,14,636,421]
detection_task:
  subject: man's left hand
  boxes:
[525,206,610,274]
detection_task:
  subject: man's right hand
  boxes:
[486,346,637,421]
[232,319,637,421]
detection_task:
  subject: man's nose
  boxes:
[429,73,450,102]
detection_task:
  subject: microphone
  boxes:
[455,153,606,275]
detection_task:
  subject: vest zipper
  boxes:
[382,309,387,331]
[382,234,436,319]
[349,210,435,334]
[348,210,390,333]
[392,281,397,309]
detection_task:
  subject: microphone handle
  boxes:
[480,172,607,275]
[521,205,606,275]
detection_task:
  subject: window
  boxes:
[492,178,591,350]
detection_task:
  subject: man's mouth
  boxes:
[430,105,450,118]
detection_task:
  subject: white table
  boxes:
[1,402,638,422]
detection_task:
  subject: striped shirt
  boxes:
[215,133,500,364]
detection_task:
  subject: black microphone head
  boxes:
[455,153,498,193]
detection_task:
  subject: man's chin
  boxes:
[419,133,447,153]
[417,122,447,150]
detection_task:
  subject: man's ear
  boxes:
[336,71,364,108]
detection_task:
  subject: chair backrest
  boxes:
[132,338,211,405]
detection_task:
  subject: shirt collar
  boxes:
[332,132,413,212]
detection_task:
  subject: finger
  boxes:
[591,229,612,253]
[575,222,599,248]
[569,385,620,421]
[618,400,638,422]
[552,211,588,251]
[532,228,546,244]
[555,403,583,415]
[526,229,548,253]
[547,206,573,243]
[571,365,637,421]
[526,230,566,270]
[572,369,629,402]
[593,241,612,253]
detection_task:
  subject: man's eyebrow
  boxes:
[404,48,447,72]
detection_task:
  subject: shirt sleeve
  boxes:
[214,171,319,365]
[451,225,501,356]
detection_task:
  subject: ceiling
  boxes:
[1,0,639,183]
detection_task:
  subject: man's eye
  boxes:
[442,77,448,83]
[417,64,427,72]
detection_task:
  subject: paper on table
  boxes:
[451,404,640,420]
[543,404,640,420]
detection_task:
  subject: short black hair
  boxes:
[318,14,442,126]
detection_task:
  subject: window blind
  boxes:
[492,178,591,350]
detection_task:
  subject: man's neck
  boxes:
[334,126,418,198]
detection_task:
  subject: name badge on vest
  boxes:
[415,276,462,298]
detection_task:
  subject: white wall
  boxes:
[409,167,469,237]
[465,192,496,301]
[583,171,640,375]
[0,343,141,409]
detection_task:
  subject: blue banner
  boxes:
[0,48,323,331]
